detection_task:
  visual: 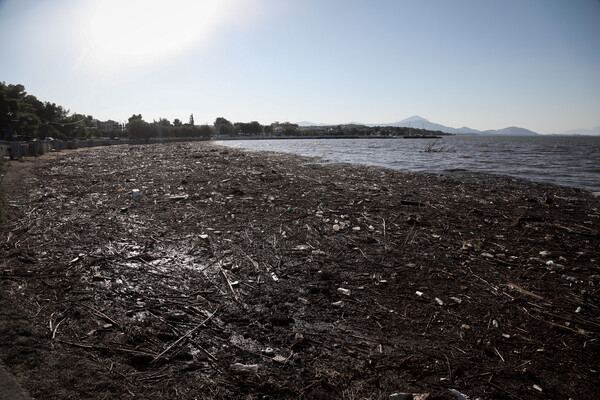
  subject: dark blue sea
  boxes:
[218,135,600,192]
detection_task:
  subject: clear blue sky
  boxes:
[1,0,599,133]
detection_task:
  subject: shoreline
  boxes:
[218,136,600,193]
[1,141,598,399]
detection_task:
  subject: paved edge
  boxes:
[0,359,31,400]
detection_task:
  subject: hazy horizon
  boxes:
[1,0,599,134]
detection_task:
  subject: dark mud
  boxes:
[1,142,599,399]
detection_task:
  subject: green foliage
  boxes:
[214,117,236,137]
[234,121,263,135]
[0,82,94,140]
[126,117,211,140]
[158,118,172,127]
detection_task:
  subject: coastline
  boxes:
[1,141,598,399]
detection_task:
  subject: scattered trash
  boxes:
[450,297,462,304]
[199,234,209,239]
[270,272,279,282]
[390,393,429,400]
[168,194,188,201]
[461,324,471,329]
[298,297,310,305]
[295,244,310,251]
[492,319,499,328]
[337,287,351,296]
[546,260,555,266]
[539,250,550,257]
[434,297,444,306]
[332,224,340,231]
[332,301,344,307]
[502,333,511,339]
[262,347,275,356]
[575,306,582,313]
[449,389,469,400]
[272,354,289,363]
[132,189,142,198]
[415,291,424,297]
[352,226,361,231]
[406,214,422,225]
[481,252,494,259]
[562,274,578,283]
[230,363,259,373]
[120,207,128,213]
[533,384,542,392]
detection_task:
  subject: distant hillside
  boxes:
[481,126,538,136]
[379,116,480,134]
[296,116,542,135]
[557,126,600,136]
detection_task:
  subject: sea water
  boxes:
[218,135,600,192]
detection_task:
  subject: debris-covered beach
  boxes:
[1,142,598,399]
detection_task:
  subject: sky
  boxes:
[1,0,599,134]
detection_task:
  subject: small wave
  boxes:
[446,168,470,172]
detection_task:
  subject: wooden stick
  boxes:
[506,282,544,300]
[152,306,220,363]
[218,261,239,301]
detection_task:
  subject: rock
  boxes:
[337,287,351,296]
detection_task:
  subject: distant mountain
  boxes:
[296,116,541,135]
[481,126,538,136]
[297,121,330,127]
[378,115,480,134]
[557,126,600,136]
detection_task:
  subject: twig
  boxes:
[218,261,239,301]
[52,318,65,340]
[60,340,156,357]
[506,282,544,301]
[444,353,452,381]
[152,305,220,363]
[494,347,505,362]
[86,306,119,327]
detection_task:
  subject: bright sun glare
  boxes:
[84,0,234,69]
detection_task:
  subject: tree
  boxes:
[214,117,235,137]
[189,114,194,126]
[173,118,182,127]
[158,118,171,127]
[128,114,142,124]
[197,125,213,139]
[235,121,263,135]
[127,119,151,139]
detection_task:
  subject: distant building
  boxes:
[98,120,121,132]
